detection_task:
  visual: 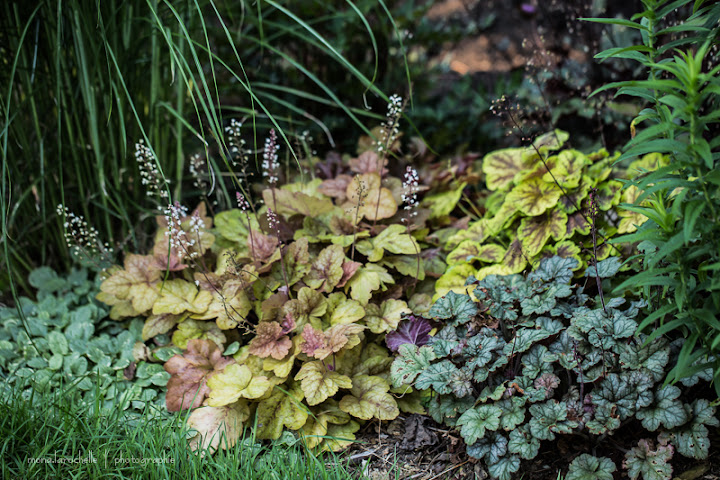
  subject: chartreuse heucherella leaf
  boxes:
[254,382,308,440]
[295,360,352,406]
[364,299,411,334]
[422,181,467,219]
[206,363,273,407]
[339,375,399,420]
[355,224,419,262]
[440,135,632,298]
[482,148,530,191]
[345,172,397,221]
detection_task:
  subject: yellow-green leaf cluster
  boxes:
[437,136,658,297]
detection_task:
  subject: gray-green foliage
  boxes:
[390,257,718,480]
[0,267,168,417]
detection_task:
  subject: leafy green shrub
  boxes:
[587,0,720,390]
[391,256,718,480]
[435,130,661,297]
[0,267,168,417]
[95,125,465,452]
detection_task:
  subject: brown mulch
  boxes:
[341,414,485,480]
[337,414,720,480]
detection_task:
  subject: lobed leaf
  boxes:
[506,178,562,217]
[385,316,432,352]
[255,382,308,440]
[303,245,345,293]
[507,425,539,460]
[153,279,213,316]
[636,385,688,431]
[567,454,616,480]
[206,363,273,406]
[364,299,411,334]
[428,291,477,325]
[457,404,503,444]
[187,402,249,453]
[482,148,530,191]
[295,360,352,406]
[339,375,399,420]
[390,344,436,387]
[623,439,673,480]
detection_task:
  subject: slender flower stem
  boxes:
[372,95,403,227]
[350,176,367,262]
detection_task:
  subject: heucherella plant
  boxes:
[390,256,718,480]
[95,125,457,453]
[435,130,666,298]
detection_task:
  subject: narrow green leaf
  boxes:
[683,200,706,244]
[581,17,649,30]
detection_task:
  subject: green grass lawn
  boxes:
[0,382,363,480]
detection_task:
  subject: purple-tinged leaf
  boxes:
[386,316,432,352]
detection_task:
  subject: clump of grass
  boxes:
[0,379,360,480]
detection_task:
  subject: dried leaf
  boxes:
[187,402,249,453]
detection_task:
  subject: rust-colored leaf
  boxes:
[337,260,362,288]
[164,339,234,412]
[248,321,292,360]
[349,150,388,175]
